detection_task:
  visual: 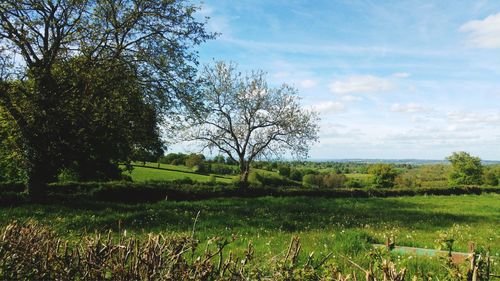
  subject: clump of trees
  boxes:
[184,154,206,173]
[186,62,319,187]
[369,164,398,188]
[446,152,483,186]
[483,166,500,186]
[0,0,215,198]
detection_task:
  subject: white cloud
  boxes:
[460,13,500,48]
[329,75,393,94]
[447,111,500,124]
[392,72,411,78]
[391,103,431,113]
[341,95,362,102]
[299,79,317,89]
[313,101,345,114]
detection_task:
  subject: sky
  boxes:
[184,0,500,160]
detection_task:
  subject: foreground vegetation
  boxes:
[1,194,498,279]
[0,221,493,280]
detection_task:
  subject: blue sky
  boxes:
[184,0,500,160]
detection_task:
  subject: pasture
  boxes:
[1,193,498,277]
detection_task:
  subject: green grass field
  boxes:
[123,163,289,184]
[1,194,498,276]
[123,165,236,183]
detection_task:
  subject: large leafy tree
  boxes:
[446,151,483,185]
[187,62,320,186]
[0,0,214,198]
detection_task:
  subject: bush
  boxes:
[483,167,499,186]
[250,172,298,188]
[185,153,206,172]
[345,178,364,188]
[210,163,236,175]
[289,169,303,181]
[395,173,420,188]
[322,173,347,188]
[368,164,398,188]
[277,165,291,178]
[302,173,347,188]
[302,174,323,187]
[159,153,188,165]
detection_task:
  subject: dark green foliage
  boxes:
[369,164,398,188]
[345,178,364,188]
[212,155,225,164]
[323,173,348,188]
[0,109,25,182]
[277,165,291,177]
[210,163,237,175]
[289,169,303,181]
[185,154,206,172]
[303,173,347,188]
[250,172,299,188]
[483,167,499,186]
[160,153,189,165]
[0,0,215,197]
[0,180,498,206]
[447,151,483,185]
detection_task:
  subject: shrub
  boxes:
[322,173,347,188]
[289,169,303,181]
[483,167,499,186]
[369,164,398,188]
[345,178,364,188]
[302,173,347,188]
[210,163,236,175]
[277,165,291,178]
[394,173,420,188]
[159,153,188,165]
[250,172,298,187]
[302,174,323,187]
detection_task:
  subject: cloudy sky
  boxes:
[189,0,500,160]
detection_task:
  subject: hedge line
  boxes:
[0,181,499,206]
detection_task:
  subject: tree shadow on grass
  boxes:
[1,196,496,235]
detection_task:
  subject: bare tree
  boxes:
[187,62,320,186]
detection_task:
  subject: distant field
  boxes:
[122,165,236,183]
[1,194,498,277]
[123,162,286,184]
[345,173,373,181]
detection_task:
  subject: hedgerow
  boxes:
[0,181,498,206]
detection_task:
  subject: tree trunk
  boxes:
[25,71,59,200]
[239,160,250,188]
[26,150,54,201]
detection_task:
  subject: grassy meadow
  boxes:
[1,193,498,277]
[122,164,236,183]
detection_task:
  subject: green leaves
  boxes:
[446,152,483,186]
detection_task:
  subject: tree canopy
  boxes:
[0,0,215,197]
[446,151,483,185]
